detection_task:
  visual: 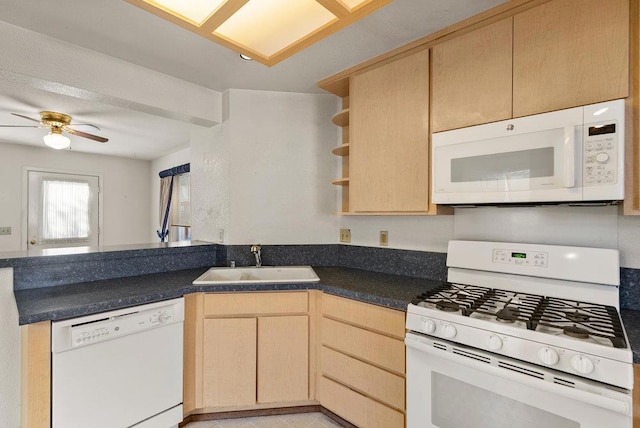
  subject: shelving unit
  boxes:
[330,96,350,214]
[331,144,350,157]
[331,178,350,186]
[332,109,350,127]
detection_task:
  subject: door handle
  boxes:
[30,240,36,245]
[563,126,576,188]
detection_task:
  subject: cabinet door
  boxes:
[257,315,309,403]
[513,0,629,117]
[432,17,513,132]
[350,49,430,213]
[203,318,257,407]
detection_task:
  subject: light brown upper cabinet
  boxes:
[513,0,629,117]
[431,18,513,133]
[350,49,431,213]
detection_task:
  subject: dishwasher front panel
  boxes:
[52,299,184,428]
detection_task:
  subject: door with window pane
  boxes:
[27,171,100,250]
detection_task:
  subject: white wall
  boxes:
[191,89,338,245]
[0,141,152,251]
[149,146,190,242]
[0,268,19,427]
[339,204,640,268]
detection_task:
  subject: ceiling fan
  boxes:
[0,111,108,150]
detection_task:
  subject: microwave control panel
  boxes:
[584,122,617,186]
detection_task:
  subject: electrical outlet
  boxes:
[0,227,11,235]
[217,229,225,243]
[339,228,351,243]
[380,230,388,246]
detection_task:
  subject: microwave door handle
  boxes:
[563,126,576,188]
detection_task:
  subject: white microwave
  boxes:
[431,99,625,205]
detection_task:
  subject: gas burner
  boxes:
[564,310,590,323]
[436,301,460,312]
[496,307,519,323]
[563,325,591,339]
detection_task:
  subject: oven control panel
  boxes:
[492,249,548,268]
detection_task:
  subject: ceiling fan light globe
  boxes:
[43,132,71,149]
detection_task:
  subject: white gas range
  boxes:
[405,240,633,428]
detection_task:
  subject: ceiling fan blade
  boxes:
[66,127,108,143]
[10,113,42,124]
[0,125,43,128]
[70,123,102,131]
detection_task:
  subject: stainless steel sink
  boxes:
[193,266,319,285]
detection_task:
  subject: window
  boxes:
[26,170,100,250]
[170,173,191,242]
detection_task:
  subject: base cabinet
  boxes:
[185,292,311,414]
[203,318,257,407]
[319,294,406,428]
[258,315,309,403]
[634,364,640,427]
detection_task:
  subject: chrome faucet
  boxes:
[250,244,262,267]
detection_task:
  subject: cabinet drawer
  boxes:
[322,346,404,410]
[320,376,404,428]
[322,294,405,339]
[322,318,405,374]
[204,292,308,316]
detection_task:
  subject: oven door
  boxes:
[405,332,632,428]
[432,106,583,205]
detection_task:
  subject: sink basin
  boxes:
[193,266,320,285]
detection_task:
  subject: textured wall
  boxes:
[191,89,338,245]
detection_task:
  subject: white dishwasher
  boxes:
[52,298,184,428]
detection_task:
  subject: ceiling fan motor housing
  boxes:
[40,111,71,128]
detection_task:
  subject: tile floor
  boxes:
[184,412,343,428]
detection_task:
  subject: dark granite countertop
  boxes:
[16,267,640,364]
[621,309,640,364]
[14,266,444,325]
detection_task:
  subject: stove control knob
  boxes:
[442,324,457,339]
[570,354,595,375]
[421,318,436,334]
[538,348,559,366]
[487,335,503,350]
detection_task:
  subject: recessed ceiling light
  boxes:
[239,53,253,61]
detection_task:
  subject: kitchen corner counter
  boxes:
[13,266,444,325]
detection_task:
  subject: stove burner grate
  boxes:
[412,285,628,349]
[563,325,591,339]
[496,307,519,323]
[565,310,591,323]
[435,301,461,312]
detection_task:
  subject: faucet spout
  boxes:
[250,244,262,267]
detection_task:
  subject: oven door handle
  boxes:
[405,335,631,416]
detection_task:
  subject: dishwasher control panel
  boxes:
[52,298,184,352]
[71,307,174,347]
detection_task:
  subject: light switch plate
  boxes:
[340,228,351,243]
[0,227,11,235]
